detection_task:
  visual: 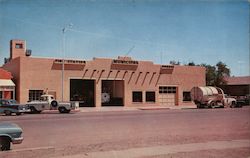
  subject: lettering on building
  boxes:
[160,65,174,74]
[52,59,86,71]
[111,59,139,70]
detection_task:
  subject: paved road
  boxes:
[0,107,250,158]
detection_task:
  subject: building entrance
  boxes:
[70,79,95,107]
[101,80,124,106]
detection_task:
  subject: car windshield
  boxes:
[41,97,47,101]
[9,100,18,104]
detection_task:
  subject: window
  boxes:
[15,43,23,49]
[132,91,142,102]
[159,86,176,93]
[0,91,2,99]
[183,91,191,101]
[29,90,43,101]
[146,91,155,102]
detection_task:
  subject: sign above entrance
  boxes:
[160,65,174,74]
[111,59,139,70]
[52,59,86,71]
[54,59,86,65]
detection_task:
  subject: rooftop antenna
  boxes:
[160,51,163,65]
[125,45,135,57]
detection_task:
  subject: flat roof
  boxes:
[225,76,250,85]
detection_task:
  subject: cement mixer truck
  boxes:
[191,86,238,108]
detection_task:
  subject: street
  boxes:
[0,107,250,158]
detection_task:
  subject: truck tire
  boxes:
[0,137,11,151]
[209,101,216,108]
[30,106,41,114]
[59,107,70,113]
[51,100,58,108]
[230,101,236,108]
[16,112,22,116]
[4,110,12,116]
[196,103,201,109]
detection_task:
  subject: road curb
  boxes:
[0,146,55,158]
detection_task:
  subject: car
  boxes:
[0,122,23,151]
[0,99,30,116]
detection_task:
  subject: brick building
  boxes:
[0,67,15,99]
[221,76,250,97]
[2,39,205,107]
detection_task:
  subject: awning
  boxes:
[0,79,15,87]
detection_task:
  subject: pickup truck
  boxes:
[26,95,76,114]
[0,122,23,151]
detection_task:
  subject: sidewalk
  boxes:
[54,139,250,158]
[78,105,197,113]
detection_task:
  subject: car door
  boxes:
[0,100,3,113]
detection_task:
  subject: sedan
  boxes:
[0,122,23,151]
[0,99,30,115]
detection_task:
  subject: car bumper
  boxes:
[18,109,31,113]
[12,137,23,144]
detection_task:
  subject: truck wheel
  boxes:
[59,107,65,113]
[16,112,22,116]
[4,110,12,116]
[230,101,236,108]
[59,107,70,113]
[30,106,41,114]
[196,103,201,109]
[210,102,216,108]
[0,137,11,151]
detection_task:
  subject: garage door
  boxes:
[159,86,176,106]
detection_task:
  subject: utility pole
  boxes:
[61,23,73,102]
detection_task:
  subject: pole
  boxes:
[61,24,73,102]
[62,28,66,102]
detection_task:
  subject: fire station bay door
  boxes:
[159,86,177,106]
[70,79,95,107]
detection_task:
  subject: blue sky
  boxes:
[0,0,249,76]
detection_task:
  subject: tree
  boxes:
[169,60,180,65]
[201,62,230,86]
[186,61,196,66]
[201,63,217,86]
[214,61,230,86]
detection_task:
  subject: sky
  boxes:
[0,0,249,76]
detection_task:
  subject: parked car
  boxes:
[0,123,23,151]
[0,99,30,116]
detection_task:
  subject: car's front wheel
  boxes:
[0,137,11,151]
[4,110,12,116]
[30,106,41,114]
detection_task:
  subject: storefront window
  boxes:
[133,91,142,102]
[146,91,155,102]
[29,90,43,101]
[183,91,191,101]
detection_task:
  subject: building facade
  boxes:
[0,68,15,99]
[2,39,205,107]
[221,76,250,97]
